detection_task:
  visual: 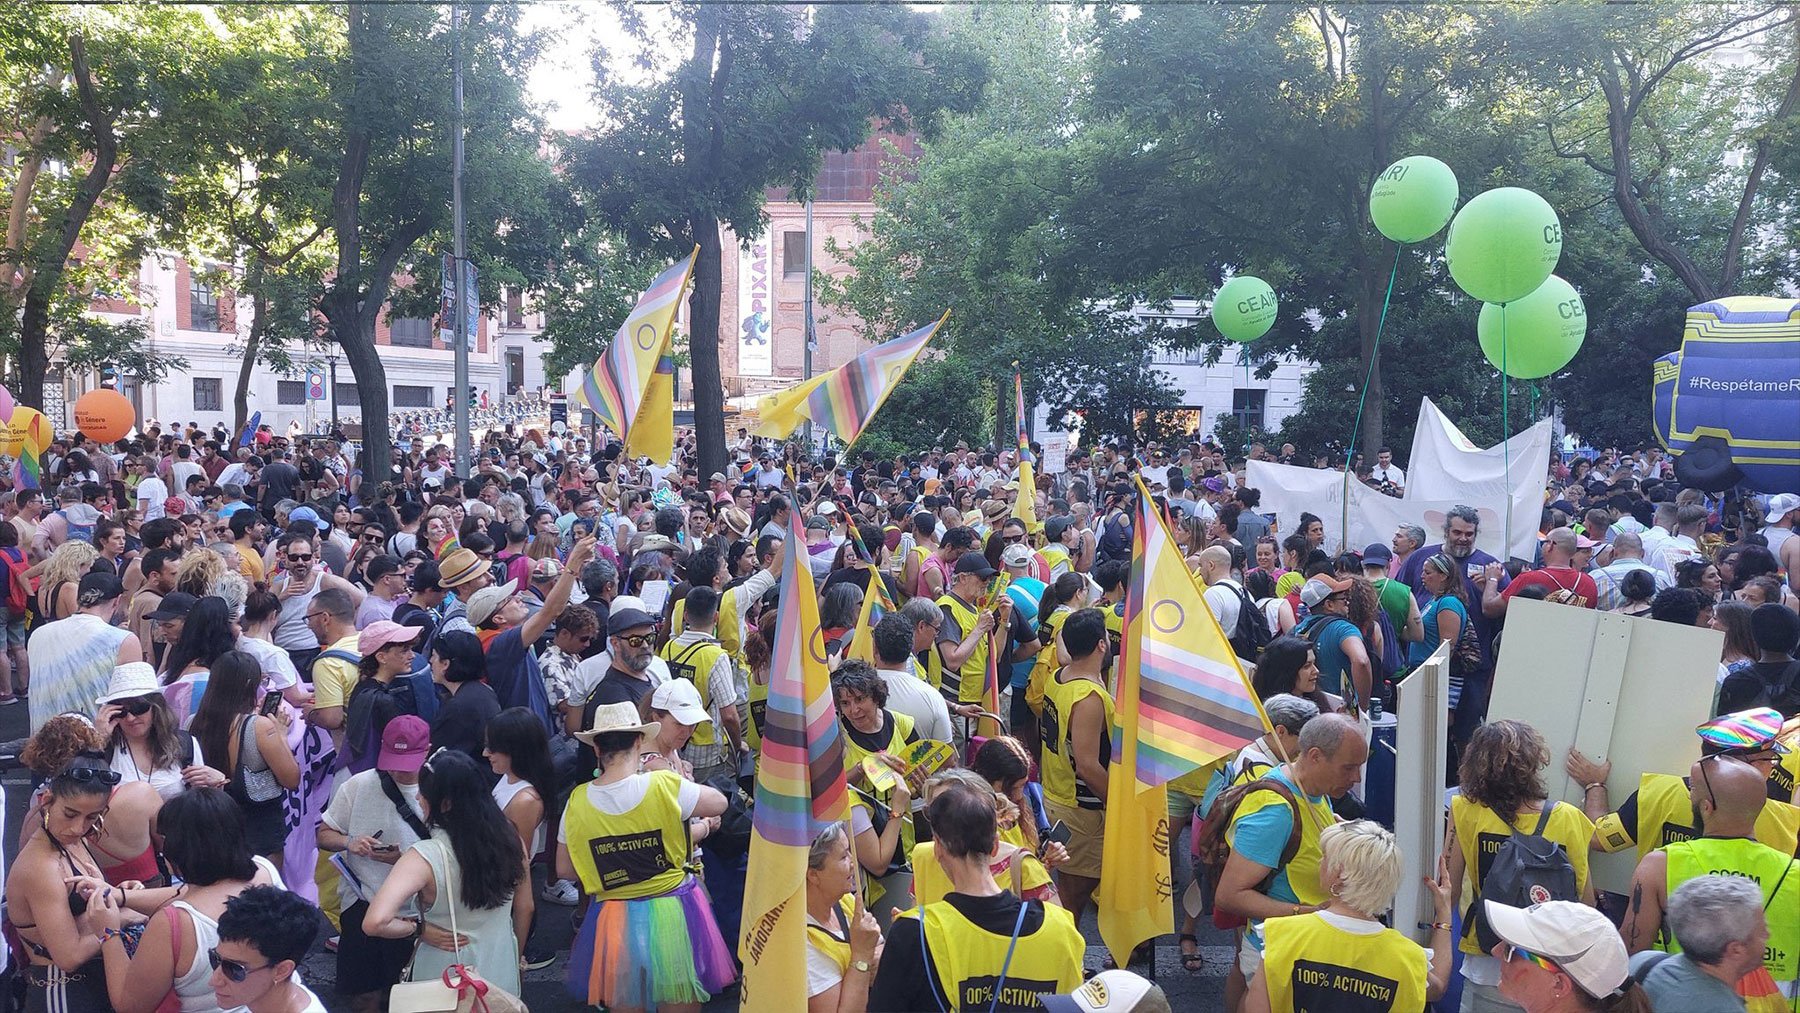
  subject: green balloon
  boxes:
[1369,155,1459,243]
[1446,187,1562,304]
[1212,275,1278,343]
[1477,274,1586,379]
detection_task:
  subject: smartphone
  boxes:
[1040,820,1072,855]
[259,691,282,717]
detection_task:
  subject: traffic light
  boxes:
[99,363,119,389]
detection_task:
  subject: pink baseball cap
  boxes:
[378,715,430,773]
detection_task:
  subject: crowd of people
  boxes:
[0,417,1792,1013]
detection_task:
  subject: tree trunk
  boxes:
[235,260,266,435]
[688,212,728,479]
[18,33,116,409]
[1356,259,1386,458]
[337,310,391,485]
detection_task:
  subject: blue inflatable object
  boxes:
[1652,296,1800,494]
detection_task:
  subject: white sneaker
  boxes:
[541,879,580,905]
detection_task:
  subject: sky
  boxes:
[520,1,664,133]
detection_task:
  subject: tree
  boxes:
[565,2,984,478]
[1513,6,1800,302]
[0,7,232,406]
[537,227,663,386]
[315,3,562,483]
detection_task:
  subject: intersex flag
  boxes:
[564,249,697,461]
[1096,476,1271,966]
[739,512,851,1010]
[799,311,947,446]
[844,529,897,666]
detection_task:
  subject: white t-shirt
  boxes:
[111,737,207,802]
[136,475,170,521]
[170,461,204,492]
[877,665,953,744]
[1203,578,1243,634]
[321,771,424,910]
[215,463,251,489]
[237,634,300,691]
[556,773,702,843]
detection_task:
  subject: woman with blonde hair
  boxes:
[1247,819,1455,1011]
[1446,720,1596,1011]
[174,549,228,601]
[35,540,99,621]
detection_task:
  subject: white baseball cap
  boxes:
[1482,900,1630,1000]
[1041,970,1168,1013]
[649,678,711,729]
[1766,492,1800,521]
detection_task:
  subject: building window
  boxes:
[390,316,434,348]
[505,289,524,328]
[276,380,306,405]
[190,280,219,331]
[393,384,434,408]
[1232,388,1267,431]
[782,231,806,277]
[193,377,223,412]
[333,383,361,408]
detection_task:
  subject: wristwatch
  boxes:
[850,958,873,973]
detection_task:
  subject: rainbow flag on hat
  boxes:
[799,311,946,447]
[739,511,849,1010]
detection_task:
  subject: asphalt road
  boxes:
[0,701,1231,1011]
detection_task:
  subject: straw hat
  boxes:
[574,702,659,746]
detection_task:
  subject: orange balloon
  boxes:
[74,388,135,443]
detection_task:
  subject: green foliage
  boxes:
[854,355,996,460]
[537,230,663,386]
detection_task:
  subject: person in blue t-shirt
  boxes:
[1000,541,1045,740]
[1292,575,1371,713]
[460,534,595,733]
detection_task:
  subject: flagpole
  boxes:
[803,198,815,452]
[450,0,472,475]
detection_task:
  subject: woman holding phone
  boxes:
[190,650,299,860]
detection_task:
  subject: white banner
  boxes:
[1404,397,1552,562]
[737,234,773,377]
[1245,459,1509,559]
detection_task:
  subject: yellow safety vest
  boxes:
[936,594,991,705]
[1025,606,1073,717]
[1038,669,1112,810]
[805,895,857,983]
[659,635,729,747]
[1263,911,1428,1013]
[843,710,917,871]
[1594,773,1800,860]
[1042,545,1071,578]
[1663,836,1800,984]
[1450,797,1593,956]
[1226,771,1336,909]
[909,834,1052,907]
[911,899,1085,1012]
[561,771,689,900]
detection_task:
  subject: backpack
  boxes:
[1295,613,1363,710]
[57,508,94,545]
[1471,801,1579,953]
[1222,581,1273,662]
[1194,776,1304,930]
[0,547,26,620]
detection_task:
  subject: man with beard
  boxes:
[1395,504,1509,663]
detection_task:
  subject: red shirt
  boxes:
[1501,567,1599,609]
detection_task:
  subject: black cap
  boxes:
[78,572,126,609]
[145,591,198,621]
[953,553,998,579]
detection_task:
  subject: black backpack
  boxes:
[1222,581,1273,661]
[1471,801,1579,952]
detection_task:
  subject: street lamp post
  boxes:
[327,352,339,430]
[450,0,472,475]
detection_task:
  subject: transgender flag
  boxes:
[800,311,947,446]
[564,250,696,439]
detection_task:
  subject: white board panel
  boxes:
[1484,598,1720,893]
[1394,641,1450,944]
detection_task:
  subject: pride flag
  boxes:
[739,512,850,1010]
[1012,369,1038,533]
[564,249,696,458]
[799,311,947,446]
[844,545,897,667]
[1096,476,1270,966]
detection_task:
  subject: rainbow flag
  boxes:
[739,512,850,1010]
[1012,370,1038,533]
[564,249,697,448]
[12,449,37,490]
[749,372,829,440]
[799,311,947,446]
[1096,476,1270,965]
[844,556,897,666]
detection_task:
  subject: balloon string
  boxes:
[1501,305,1512,562]
[1340,245,1404,548]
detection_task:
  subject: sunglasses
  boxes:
[614,633,655,649]
[1504,944,1560,973]
[1002,534,1025,544]
[287,554,313,563]
[118,698,155,717]
[207,948,272,983]
[62,766,123,786]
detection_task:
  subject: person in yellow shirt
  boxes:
[1038,608,1113,925]
[1445,719,1596,1010]
[1247,819,1456,1013]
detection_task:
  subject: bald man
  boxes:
[1198,545,1259,660]
[1491,525,1600,612]
[1620,757,1800,961]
